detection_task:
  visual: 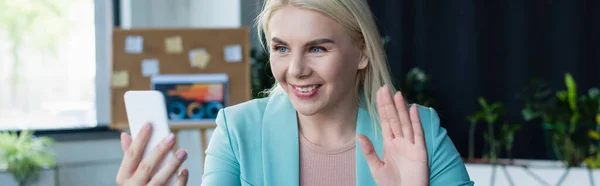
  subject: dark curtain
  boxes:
[368,0,600,159]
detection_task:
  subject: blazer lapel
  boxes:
[261,95,299,186]
[356,107,382,186]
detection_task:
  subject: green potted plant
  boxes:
[466,99,522,186]
[519,73,599,167]
[250,47,274,99]
[400,67,436,107]
[466,97,522,164]
[466,111,484,163]
[498,122,522,163]
[477,97,504,163]
[584,114,600,169]
[0,130,56,186]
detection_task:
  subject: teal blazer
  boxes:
[201,94,474,186]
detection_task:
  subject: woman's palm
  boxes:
[358,86,429,186]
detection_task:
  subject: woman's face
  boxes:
[268,6,368,116]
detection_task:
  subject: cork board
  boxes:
[110,28,251,129]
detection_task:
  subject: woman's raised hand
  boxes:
[116,123,189,186]
[358,85,429,186]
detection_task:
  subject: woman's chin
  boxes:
[291,102,323,116]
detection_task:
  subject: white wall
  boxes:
[121,0,242,28]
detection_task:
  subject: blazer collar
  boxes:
[262,95,300,186]
[261,94,381,186]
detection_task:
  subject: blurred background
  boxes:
[0,0,598,185]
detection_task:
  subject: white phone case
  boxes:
[124,90,173,175]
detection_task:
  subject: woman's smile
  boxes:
[290,83,322,99]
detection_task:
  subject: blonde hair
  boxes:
[255,0,398,128]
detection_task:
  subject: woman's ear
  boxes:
[358,48,368,70]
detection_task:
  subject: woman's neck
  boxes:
[297,94,358,148]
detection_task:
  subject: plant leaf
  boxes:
[522,108,540,121]
[589,130,600,140]
[564,73,577,111]
[557,91,567,101]
[478,97,488,110]
[589,88,599,99]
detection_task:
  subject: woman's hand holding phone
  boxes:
[116,123,189,186]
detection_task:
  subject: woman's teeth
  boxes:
[295,85,319,92]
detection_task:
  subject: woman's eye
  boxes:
[309,47,325,53]
[274,46,289,53]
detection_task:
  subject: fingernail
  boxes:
[180,168,189,176]
[176,149,188,160]
[163,133,175,145]
[143,122,151,130]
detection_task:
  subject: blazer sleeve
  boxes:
[201,109,241,186]
[427,108,474,186]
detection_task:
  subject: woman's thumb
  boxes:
[358,134,383,171]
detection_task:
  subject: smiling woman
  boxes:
[267,5,368,120]
[201,0,473,185]
[115,0,475,185]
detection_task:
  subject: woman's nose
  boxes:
[288,54,311,79]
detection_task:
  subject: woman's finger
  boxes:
[380,85,403,138]
[409,104,426,147]
[116,123,153,183]
[148,149,188,185]
[131,133,176,182]
[120,133,132,153]
[394,92,414,144]
[174,168,189,186]
[376,87,393,141]
[358,134,383,172]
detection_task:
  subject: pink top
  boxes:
[299,132,357,186]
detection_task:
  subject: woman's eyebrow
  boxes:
[272,37,288,45]
[271,37,335,47]
[305,38,335,46]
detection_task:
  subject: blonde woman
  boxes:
[115,0,473,185]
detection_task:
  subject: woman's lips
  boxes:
[290,84,322,99]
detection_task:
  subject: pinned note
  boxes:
[111,71,129,88]
[224,44,242,63]
[189,49,211,69]
[165,36,183,54]
[125,35,143,54]
[141,58,160,77]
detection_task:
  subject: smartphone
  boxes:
[124,90,173,169]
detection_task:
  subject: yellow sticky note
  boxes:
[165,36,183,54]
[111,71,129,88]
[189,49,211,69]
